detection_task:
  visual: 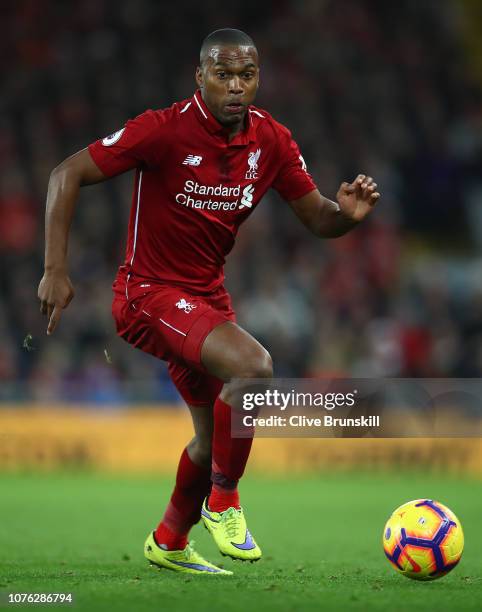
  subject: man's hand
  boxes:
[336,174,380,223]
[38,270,74,335]
[289,175,380,238]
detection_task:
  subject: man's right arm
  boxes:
[38,148,107,335]
[39,109,163,334]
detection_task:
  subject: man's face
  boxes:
[196,44,259,128]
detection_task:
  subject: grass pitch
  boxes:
[0,471,481,611]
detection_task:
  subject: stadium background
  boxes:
[1,0,481,470]
[2,0,482,399]
[1,2,482,610]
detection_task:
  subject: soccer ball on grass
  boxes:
[382,499,464,580]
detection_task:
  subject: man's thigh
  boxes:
[112,280,234,404]
[113,282,232,364]
[168,360,223,407]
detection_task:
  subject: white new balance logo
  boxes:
[240,184,254,209]
[176,298,197,313]
[183,155,203,166]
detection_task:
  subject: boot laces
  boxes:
[221,507,241,539]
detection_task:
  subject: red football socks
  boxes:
[155,447,211,550]
[208,483,240,512]
[209,397,254,512]
[156,397,254,541]
[155,522,187,551]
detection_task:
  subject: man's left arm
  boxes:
[289,174,380,238]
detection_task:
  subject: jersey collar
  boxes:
[192,90,256,145]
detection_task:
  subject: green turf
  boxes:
[0,471,480,611]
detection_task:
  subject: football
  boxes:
[383,499,464,580]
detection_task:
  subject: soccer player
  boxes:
[38,29,380,575]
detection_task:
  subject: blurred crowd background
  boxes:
[1,0,481,404]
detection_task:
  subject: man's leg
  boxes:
[144,400,232,575]
[114,281,236,573]
[202,322,272,507]
[200,321,272,560]
[155,404,214,550]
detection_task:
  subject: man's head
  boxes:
[196,29,259,131]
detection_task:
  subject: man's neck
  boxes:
[200,91,246,141]
[227,121,244,141]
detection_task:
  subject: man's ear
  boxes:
[195,66,203,89]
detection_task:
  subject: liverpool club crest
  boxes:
[245,148,261,179]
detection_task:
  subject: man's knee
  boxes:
[201,322,273,382]
[220,348,273,406]
[186,436,212,468]
[219,348,273,405]
[240,347,273,379]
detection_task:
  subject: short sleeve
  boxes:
[88,110,162,177]
[272,126,317,201]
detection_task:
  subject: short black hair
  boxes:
[200,29,257,65]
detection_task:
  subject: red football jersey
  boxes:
[88,90,316,294]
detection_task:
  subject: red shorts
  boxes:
[112,271,235,407]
